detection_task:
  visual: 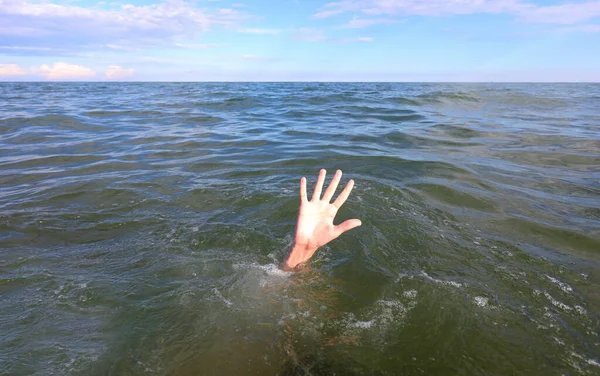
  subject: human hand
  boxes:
[282,169,362,271]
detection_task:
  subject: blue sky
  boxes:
[1,0,599,81]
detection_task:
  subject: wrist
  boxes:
[283,243,318,271]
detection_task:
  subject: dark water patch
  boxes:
[499,217,600,256]
[3,132,64,145]
[333,105,418,115]
[491,90,571,107]
[0,154,107,169]
[0,124,18,134]
[411,183,496,211]
[382,131,484,148]
[492,150,600,170]
[304,93,363,104]
[137,149,209,160]
[83,110,166,117]
[190,97,261,110]
[431,123,485,139]
[417,91,480,103]
[1,114,110,131]
[281,109,320,119]
[183,115,225,123]
[387,97,421,106]
[150,140,213,151]
[282,129,316,137]
[345,113,425,123]
[128,135,180,145]
[68,161,151,176]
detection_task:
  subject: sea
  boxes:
[1,82,599,375]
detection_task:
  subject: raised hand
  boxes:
[282,169,362,271]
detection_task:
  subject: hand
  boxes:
[283,169,362,271]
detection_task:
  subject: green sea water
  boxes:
[0,82,599,375]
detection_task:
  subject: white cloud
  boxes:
[106,44,140,52]
[105,65,134,79]
[295,28,329,42]
[0,62,96,80]
[0,63,27,76]
[0,45,52,51]
[339,17,400,28]
[240,54,281,61]
[37,62,96,80]
[137,56,176,63]
[3,62,138,79]
[0,0,251,52]
[0,25,45,37]
[313,0,600,25]
[516,2,600,24]
[238,28,281,35]
[560,24,600,32]
[294,28,374,43]
[313,9,346,19]
[176,43,226,48]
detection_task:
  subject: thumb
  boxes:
[334,219,362,238]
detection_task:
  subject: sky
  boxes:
[1,0,599,81]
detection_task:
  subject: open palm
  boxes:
[284,169,362,270]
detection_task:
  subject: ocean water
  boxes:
[0,82,599,375]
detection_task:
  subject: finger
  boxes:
[322,169,342,203]
[334,219,362,238]
[332,179,354,208]
[311,169,326,201]
[299,177,307,203]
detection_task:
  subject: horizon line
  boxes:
[1,81,599,84]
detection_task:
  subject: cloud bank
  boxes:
[0,63,27,76]
[0,0,250,53]
[313,0,600,24]
[105,65,134,80]
[295,28,374,43]
[37,62,96,80]
[0,62,135,80]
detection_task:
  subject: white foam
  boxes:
[543,292,572,311]
[232,262,291,277]
[343,299,410,333]
[473,296,488,307]
[352,320,373,329]
[570,352,600,368]
[545,275,573,294]
[378,299,405,309]
[278,313,297,325]
[212,288,233,307]
[553,336,565,345]
[421,271,463,288]
[374,300,407,326]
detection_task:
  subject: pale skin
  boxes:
[282,169,362,272]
